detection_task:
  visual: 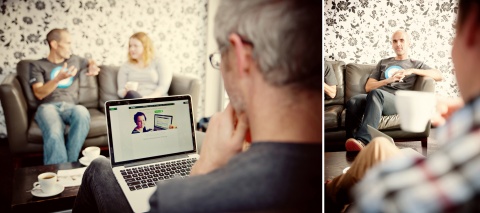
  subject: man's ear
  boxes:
[228,34,251,76]
[50,40,58,49]
[462,5,480,47]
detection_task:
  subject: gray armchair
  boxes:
[0,60,201,166]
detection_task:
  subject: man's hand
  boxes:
[191,104,249,175]
[387,71,404,83]
[54,62,77,82]
[86,59,100,76]
[431,97,464,127]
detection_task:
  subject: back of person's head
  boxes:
[214,0,322,91]
[458,0,480,29]
[46,28,68,49]
[128,32,154,66]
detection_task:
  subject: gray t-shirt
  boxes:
[30,55,88,104]
[369,57,431,94]
[149,142,322,212]
[324,63,338,100]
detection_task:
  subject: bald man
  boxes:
[344,30,443,151]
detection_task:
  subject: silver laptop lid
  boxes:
[105,95,197,167]
[367,124,394,144]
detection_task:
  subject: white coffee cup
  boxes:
[82,146,101,161]
[33,172,57,194]
[126,81,139,91]
[395,91,436,132]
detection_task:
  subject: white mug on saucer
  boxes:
[33,172,57,194]
[395,90,436,132]
[82,146,101,161]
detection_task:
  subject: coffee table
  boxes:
[11,162,84,212]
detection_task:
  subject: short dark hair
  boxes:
[46,28,68,49]
[457,0,480,30]
[133,112,147,123]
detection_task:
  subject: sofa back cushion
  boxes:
[98,65,120,110]
[16,60,39,112]
[345,63,376,102]
[324,61,345,105]
[78,68,99,108]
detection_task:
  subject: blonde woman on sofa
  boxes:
[117,32,172,99]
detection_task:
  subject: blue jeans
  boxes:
[34,102,90,165]
[345,89,397,144]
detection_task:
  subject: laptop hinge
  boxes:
[123,154,190,168]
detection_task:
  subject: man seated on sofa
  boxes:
[344,29,443,151]
[324,62,337,99]
[30,28,100,165]
[72,0,322,212]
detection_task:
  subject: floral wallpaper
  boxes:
[0,0,208,137]
[324,0,459,98]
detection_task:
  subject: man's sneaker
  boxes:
[345,138,365,152]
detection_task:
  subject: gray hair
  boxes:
[214,0,322,91]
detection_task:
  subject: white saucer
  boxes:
[343,167,350,174]
[31,183,64,197]
[79,155,106,166]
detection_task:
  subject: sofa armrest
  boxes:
[168,73,201,118]
[0,74,30,153]
[412,76,435,93]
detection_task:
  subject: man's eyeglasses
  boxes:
[208,36,254,70]
[209,53,221,70]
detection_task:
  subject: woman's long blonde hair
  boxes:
[128,32,154,66]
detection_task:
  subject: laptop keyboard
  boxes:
[120,157,198,191]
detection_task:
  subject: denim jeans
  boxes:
[73,157,132,213]
[345,89,397,144]
[34,102,90,165]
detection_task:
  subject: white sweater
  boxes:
[117,59,172,98]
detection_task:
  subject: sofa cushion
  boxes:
[78,68,99,108]
[345,63,375,102]
[324,61,345,105]
[325,105,343,130]
[98,65,120,110]
[27,109,107,144]
[16,60,40,112]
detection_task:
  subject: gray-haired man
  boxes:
[73,0,322,212]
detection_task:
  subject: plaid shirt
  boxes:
[353,97,480,212]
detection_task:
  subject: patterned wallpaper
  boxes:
[0,0,208,137]
[324,0,459,98]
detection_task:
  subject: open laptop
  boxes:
[367,124,424,158]
[367,124,394,144]
[104,95,199,212]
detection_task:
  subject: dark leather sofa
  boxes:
[0,60,201,165]
[324,61,435,151]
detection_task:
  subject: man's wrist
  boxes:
[191,158,218,175]
[51,77,61,84]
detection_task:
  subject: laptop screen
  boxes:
[105,95,196,166]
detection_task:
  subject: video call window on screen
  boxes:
[154,114,173,131]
